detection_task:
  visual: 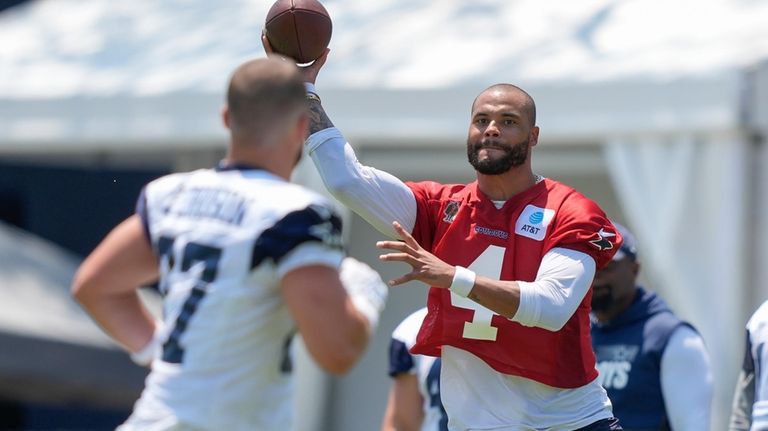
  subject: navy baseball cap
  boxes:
[611,221,637,261]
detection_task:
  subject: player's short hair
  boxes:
[473,84,537,126]
[226,58,306,139]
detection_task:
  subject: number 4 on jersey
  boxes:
[450,245,505,341]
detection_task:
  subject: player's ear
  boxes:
[222,105,231,130]
[296,111,309,140]
[529,126,540,148]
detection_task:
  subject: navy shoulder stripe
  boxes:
[251,204,343,269]
[388,338,415,377]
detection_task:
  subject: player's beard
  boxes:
[590,285,614,313]
[467,136,529,175]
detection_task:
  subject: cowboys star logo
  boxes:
[589,228,616,251]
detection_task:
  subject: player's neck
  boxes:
[226,144,292,181]
[476,166,538,201]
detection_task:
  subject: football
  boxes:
[264,0,332,64]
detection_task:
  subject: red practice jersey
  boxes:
[408,178,621,388]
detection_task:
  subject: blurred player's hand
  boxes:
[261,32,329,84]
[129,319,165,367]
[340,257,388,330]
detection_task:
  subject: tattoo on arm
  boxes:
[308,99,335,135]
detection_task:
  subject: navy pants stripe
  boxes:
[575,417,623,431]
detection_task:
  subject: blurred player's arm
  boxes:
[382,321,425,431]
[660,325,713,431]
[71,215,159,359]
[379,222,594,331]
[729,330,756,431]
[381,374,424,431]
[282,257,387,375]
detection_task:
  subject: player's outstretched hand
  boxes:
[261,32,329,84]
[377,221,455,288]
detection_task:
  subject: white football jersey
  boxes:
[388,308,448,431]
[122,166,345,431]
[749,301,768,429]
[731,300,768,431]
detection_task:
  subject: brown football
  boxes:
[264,0,332,64]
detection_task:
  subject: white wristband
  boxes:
[349,295,381,331]
[304,82,317,95]
[450,266,476,297]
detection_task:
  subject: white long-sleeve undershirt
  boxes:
[661,325,713,431]
[513,248,596,331]
[307,127,417,238]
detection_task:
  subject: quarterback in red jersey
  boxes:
[266,36,624,430]
[404,177,618,389]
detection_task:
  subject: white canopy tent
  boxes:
[1,0,768,429]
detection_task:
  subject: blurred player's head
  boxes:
[591,222,640,319]
[467,84,539,175]
[223,57,308,166]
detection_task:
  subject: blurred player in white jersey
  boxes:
[730,300,768,430]
[72,57,388,431]
[382,307,448,431]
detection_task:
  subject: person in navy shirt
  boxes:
[590,222,712,431]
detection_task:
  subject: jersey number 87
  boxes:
[157,236,222,364]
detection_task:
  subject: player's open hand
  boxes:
[261,32,329,84]
[377,221,455,288]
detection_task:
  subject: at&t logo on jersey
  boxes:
[514,205,555,241]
